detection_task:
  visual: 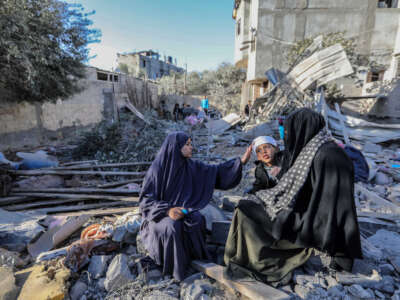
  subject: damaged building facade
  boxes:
[0,67,158,151]
[117,50,184,80]
[233,0,400,105]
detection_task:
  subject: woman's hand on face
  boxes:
[168,207,185,220]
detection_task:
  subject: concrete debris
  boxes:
[18,263,70,300]
[199,203,227,231]
[112,212,141,243]
[0,102,399,300]
[104,254,135,291]
[347,284,375,299]
[0,208,44,251]
[0,267,19,300]
[367,229,400,258]
[205,113,241,135]
[69,280,87,300]
[181,278,215,300]
[28,214,90,258]
[374,172,393,186]
[88,255,112,279]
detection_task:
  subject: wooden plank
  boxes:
[4,197,138,211]
[97,179,143,189]
[191,261,290,300]
[61,160,98,166]
[124,100,150,125]
[35,201,137,214]
[54,206,139,217]
[9,193,139,202]
[53,161,151,170]
[8,170,146,177]
[12,188,140,195]
[0,196,32,206]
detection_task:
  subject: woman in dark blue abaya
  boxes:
[139,132,252,281]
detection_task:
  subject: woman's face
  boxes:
[181,138,193,158]
[256,143,277,166]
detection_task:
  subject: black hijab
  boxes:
[279,108,326,176]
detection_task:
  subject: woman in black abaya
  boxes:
[224,108,362,284]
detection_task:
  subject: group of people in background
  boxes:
[139,107,362,286]
[172,95,209,122]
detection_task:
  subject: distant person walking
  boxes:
[201,96,209,115]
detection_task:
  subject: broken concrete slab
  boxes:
[336,270,395,294]
[112,212,141,243]
[199,203,227,231]
[88,255,112,279]
[347,284,375,299]
[18,264,70,300]
[205,113,241,135]
[104,254,135,291]
[0,208,44,251]
[191,261,291,300]
[28,214,90,258]
[374,172,393,186]
[367,229,400,257]
[363,142,383,154]
[0,267,19,300]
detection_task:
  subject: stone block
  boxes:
[104,254,135,291]
[88,255,112,279]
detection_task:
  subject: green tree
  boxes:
[0,0,100,103]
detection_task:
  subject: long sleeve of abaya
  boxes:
[215,158,243,190]
[139,178,170,222]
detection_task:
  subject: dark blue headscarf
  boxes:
[139,132,222,221]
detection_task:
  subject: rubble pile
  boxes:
[70,111,179,165]
[0,105,399,300]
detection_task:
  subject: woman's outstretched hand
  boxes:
[241,145,252,165]
[168,207,185,220]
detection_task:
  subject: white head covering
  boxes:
[252,136,277,155]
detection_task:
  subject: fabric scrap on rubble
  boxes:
[64,223,113,272]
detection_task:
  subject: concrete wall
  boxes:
[0,67,159,151]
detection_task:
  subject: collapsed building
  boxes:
[232,0,400,110]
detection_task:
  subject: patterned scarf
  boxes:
[249,129,332,220]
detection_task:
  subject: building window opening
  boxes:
[113,75,118,82]
[97,72,108,81]
[366,70,384,83]
[237,18,241,36]
[377,0,398,8]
